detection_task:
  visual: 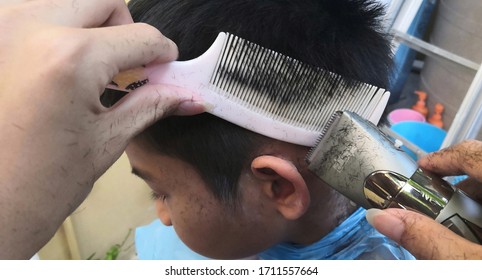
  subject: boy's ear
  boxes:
[251,155,310,220]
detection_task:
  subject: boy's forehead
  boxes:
[126,142,180,183]
[125,136,163,174]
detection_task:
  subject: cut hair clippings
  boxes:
[109,32,389,147]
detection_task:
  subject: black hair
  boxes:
[129,0,391,86]
[116,0,392,204]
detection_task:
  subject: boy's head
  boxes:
[124,0,392,259]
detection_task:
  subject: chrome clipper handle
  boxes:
[307,111,482,245]
[365,167,482,244]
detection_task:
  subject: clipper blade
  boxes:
[305,111,417,208]
[305,111,343,162]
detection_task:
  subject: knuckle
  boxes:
[461,139,482,149]
[46,29,90,61]
[136,22,163,37]
[30,28,109,94]
[135,22,174,50]
[109,0,129,9]
[457,139,482,164]
[34,28,91,76]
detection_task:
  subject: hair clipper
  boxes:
[306,111,482,244]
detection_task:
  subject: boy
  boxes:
[111,0,414,259]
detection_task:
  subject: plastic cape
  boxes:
[135,219,208,260]
[258,207,415,260]
[135,208,415,260]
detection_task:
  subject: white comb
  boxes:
[112,32,389,146]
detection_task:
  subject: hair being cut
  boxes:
[123,0,393,204]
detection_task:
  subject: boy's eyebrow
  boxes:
[131,167,153,182]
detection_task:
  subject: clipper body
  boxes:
[306,111,482,244]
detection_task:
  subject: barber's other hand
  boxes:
[367,140,482,259]
[0,0,204,259]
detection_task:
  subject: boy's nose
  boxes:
[155,199,172,226]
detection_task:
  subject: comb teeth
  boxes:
[209,33,385,134]
[305,111,343,162]
[140,32,387,146]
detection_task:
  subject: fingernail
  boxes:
[365,208,381,224]
[166,37,177,48]
[365,208,405,243]
[175,100,212,116]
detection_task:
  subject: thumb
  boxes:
[106,84,207,139]
[366,208,482,259]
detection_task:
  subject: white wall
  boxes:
[39,153,157,260]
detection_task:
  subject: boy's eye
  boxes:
[150,191,167,201]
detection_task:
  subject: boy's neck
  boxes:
[288,177,358,245]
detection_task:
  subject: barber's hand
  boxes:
[0,0,204,259]
[367,140,482,259]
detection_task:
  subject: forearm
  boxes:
[0,182,87,260]
[0,0,204,259]
[0,129,96,259]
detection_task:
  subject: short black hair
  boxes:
[124,0,392,204]
[129,0,391,86]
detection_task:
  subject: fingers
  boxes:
[84,23,178,94]
[419,140,482,181]
[15,0,133,27]
[366,208,482,259]
[88,23,179,77]
[455,177,482,204]
[105,84,206,140]
[5,1,179,96]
